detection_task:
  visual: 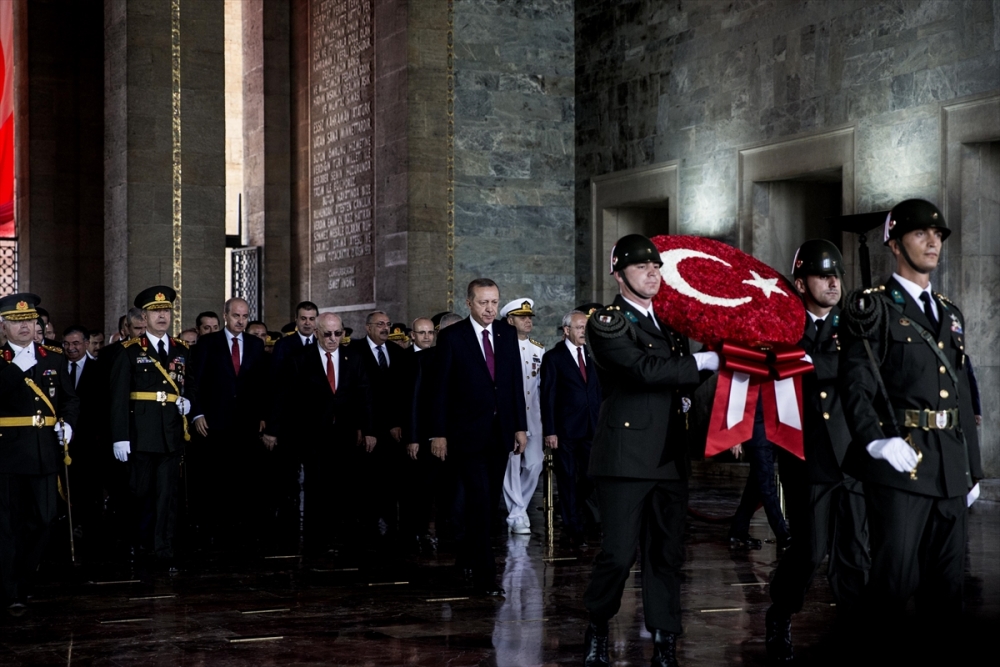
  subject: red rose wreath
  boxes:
[649,235,812,459]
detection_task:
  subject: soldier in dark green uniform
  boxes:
[109,286,191,570]
[839,200,982,656]
[0,293,79,616]
[582,235,718,667]
[765,240,869,663]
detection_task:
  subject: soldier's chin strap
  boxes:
[617,269,644,304]
[897,242,931,274]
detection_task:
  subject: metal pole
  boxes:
[60,418,76,564]
[544,450,554,552]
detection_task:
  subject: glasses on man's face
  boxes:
[322,330,344,338]
[371,321,390,328]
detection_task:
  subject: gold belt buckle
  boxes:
[156,391,168,404]
[32,413,45,428]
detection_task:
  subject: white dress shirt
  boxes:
[224,328,244,365]
[146,331,170,355]
[367,336,390,367]
[318,346,340,391]
[298,332,314,346]
[67,353,88,389]
[470,319,494,360]
[564,338,586,364]
[893,272,938,321]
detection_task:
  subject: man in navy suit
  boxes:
[265,313,374,557]
[431,279,528,596]
[188,298,270,548]
[270,301,319,370]
[541,309,602,546]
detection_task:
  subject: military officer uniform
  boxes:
[499,298,545,535]
[0,294,79,613]
[581,235,718,667]
[766,240,870,663]
[839,201,982,643]
[109,287,191,565]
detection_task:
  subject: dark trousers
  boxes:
[770,475,869,615]
[0,473,57,600]
[303,435,362,554]
[584,477,688,633]
[128,451,181,559]
[553,437,594,536]
[457,423,508,588]
[731,400,789,540]
[864,483,966,617]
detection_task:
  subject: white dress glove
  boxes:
[801,353,813,364]
[113,441,131,463]
[867,437,918,473]
[693,351,720,372]
[54,422,73,445]
[176,396,191,416]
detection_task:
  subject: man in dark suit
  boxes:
[582,235,719,667]
[0,294,79,615]
[840,200,982,660]
[265,312,374,557]
[357,310,413,548]
[109,286,192,570]
[431,279,528,596]
[541,309,602,546]
[187,298,270,549]
[270,301,319,370]
[766,240,869,662]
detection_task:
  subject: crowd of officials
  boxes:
[0,198,986,667]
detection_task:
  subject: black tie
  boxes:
[814,318,825,339]
[157,339,167,363]
[377,345,388,370]
[70,361,78,388]
[919,292,939,333]
[646,311,660,331]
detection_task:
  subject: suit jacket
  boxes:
[541,342,602,441]
[586,295,701,480]
[409,347,438,445]
[271,331,310,370]
[839,277,982,498]
[270,342,373,457]
[358,336,413,436]
[109,335,191,454]
[430,318,527,458]
[65,354,104,465]
[0,343,80,475]
[188,330,268,436]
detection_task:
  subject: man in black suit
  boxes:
[766,240,869,663]
[187,298,270,549]
[541,309,602,546]
[582,235,719,667]
[270,301,319,369]
[109,286,192,569]
[0,294,79,615]
[431,278,528,596]
[265,312,374,556]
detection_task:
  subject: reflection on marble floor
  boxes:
[1,475,997,666]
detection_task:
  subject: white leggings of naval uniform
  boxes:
[502,431,544,525]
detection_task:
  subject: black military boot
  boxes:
[651,629,679,667]
[583,621,610,667]
[765,605,794,664]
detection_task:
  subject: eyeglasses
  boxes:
[322,330,344,338]
[371,321,390,327]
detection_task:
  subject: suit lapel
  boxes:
[461,319,493,381]
[613,295,666,341]
[886,277,937,336]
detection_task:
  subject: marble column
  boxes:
[104,0,225,334]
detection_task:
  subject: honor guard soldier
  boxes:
[109,286,192,570]
[839,200,983,659]
[499,298,545,536]
[0,293,79,616]
[582,235,718,667]
[766,240,870,663]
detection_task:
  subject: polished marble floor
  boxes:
[1,473,997,666]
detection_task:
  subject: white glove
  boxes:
[176,396,191,416]
[867,437,918,473]
[693,351,720,372]
[113,441,131,463]
[54,422,73,445]
[801,354,813,364]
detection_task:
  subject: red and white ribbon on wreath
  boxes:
[704,342,813,460]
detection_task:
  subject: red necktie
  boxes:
[231,336,240,375]
[577,346,587,383]
[482,329,495,381]
[326,351,336,394]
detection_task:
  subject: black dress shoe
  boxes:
[728,534,762,550]
[765,605,794,664]
[6,599,26,618]
[584,621,610,667]
[777,535,792,553]
[651,629,679,667]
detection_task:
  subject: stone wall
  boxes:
[575,0,1000,472]
[452,0,576,342]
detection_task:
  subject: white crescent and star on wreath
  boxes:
[658,248,790,307]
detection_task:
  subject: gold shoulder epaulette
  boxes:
[122,337,142,348]
[41,344,64,354]
[530,339,543,348]
[171,337,190,349]
[934,291,954,306]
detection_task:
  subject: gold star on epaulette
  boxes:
[934,292,954,307]
[122,337,142,348]
[171,337,190,348]
[529,339,543,348]
[41,345,64,355]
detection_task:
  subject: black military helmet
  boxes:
[609,234,660,274]
[883,199,949,245]
[791,239,844,278]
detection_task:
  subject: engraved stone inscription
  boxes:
[310,0,374,307]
